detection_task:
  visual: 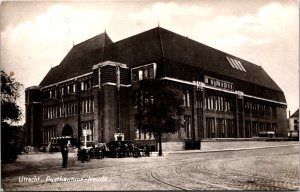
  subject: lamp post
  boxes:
[116,65,121,140]
[76,80,81,150]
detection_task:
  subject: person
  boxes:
[67,140,71,148]
[61,144,68,168]
[145,145,150,157]
[81,148,87,163]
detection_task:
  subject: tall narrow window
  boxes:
[138,70,143,81]
[185,116,191,138]
[183,93,186,107]
[144,69,149,79]
[183,91,190,107]
[149,68,154,79]
[186,91,190,107]
[133,72,138,82]
[81,82,84,91]
[61,87,64,96]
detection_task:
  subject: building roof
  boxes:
[291,109,299,118]
[39,27,285,102]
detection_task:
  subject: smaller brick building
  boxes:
[288,109,299,138]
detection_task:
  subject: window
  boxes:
[133,72,138,81]
[204,77,208,84]
[149,68,154,79]
[73,83,76,93]
[226,56,246,72]
[80,98,94,114]
[144,68,149,79]
[132,63,156,82]
[80,80,92,91]
[81,82,84,91]
[184,116,191,138]
[81,121,94,142]
[204,76,234,91]
[42,126,57,144]
[135,129,155,140]
[183,91,190,107]
[138,70,143,81]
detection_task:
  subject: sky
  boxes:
[1,0,299,125]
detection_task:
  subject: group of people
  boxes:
[60,141,152,168]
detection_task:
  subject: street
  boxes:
[1,143,299,191]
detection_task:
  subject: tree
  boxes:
[1,70,24,162]
[134,80,184,156]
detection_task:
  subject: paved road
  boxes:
[2,145,299,191]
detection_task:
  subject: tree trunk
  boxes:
[158,132,162,156]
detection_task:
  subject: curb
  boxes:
[163,143,299,155]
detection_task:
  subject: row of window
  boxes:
[42,122,95,144]
[81,120,94,142]
[244,101,276,117]
[205,95,233,112]
[204,76,234,90]
[43,98,94,119]
[206,117,277,138]
[43,79,92,100]
[245,121,277,131]
[135,129,155,140]
[134,90,155,111]
[42,126,57,144]
[132,66,155,82]
[206,118,235,138]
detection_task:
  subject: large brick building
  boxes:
[25,27,288,149]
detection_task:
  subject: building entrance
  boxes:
[62,124,73,136]
[58,124,76,146]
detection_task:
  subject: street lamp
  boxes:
[76,80,81,150]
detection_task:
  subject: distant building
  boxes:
[25,27,288,149]
[288,109,299,138]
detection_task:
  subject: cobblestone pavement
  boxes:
[1,143,299,191]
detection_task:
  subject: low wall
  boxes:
[161,142,185,151]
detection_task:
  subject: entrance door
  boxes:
[62,124,73,136]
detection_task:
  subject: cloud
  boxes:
[127,1,298,113]
[1,3,113,124]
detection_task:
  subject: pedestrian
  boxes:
[61,144,68,168]
[145,145,150,157]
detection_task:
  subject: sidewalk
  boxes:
[154,141,299,155]
[12,141,299,161]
